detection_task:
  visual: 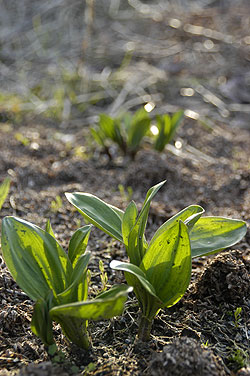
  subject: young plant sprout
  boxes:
[66,181,247,341]
[153,111,184,152]
[91,108,184,159]
[91,108,150,160]
[0,177,10,211]
[1,218,132,349]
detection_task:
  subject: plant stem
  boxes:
[60,318,90,349]
[137,315,152,341]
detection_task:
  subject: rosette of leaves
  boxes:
[154,111,184,152]
[1,217,132,349]
[66,181,247,341]
[91,108,151,160]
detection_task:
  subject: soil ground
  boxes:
[0,1,250,375]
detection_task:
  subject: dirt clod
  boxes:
[148,337,226,376]
[193,251,250,305]
[17,361,69,376]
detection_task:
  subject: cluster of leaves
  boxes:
[1,218,132,349]
[91,108,184,159]
[66,181,247,340]
[1,181,247,347]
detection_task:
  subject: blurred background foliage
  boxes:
[0,0,250,129]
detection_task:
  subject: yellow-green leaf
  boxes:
[68,225,92,267]
[50,285,132,322]
[190,217,247,258]
[150,205,204,244]
[1,216,72,301]
[0,177,10,210]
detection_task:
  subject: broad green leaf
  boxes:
[0,177,10,210]
[31,291,54,346]
[57,252,91,304]
[127,228,148,266]
[150,205,204,244]
[68,225,92,267]
[109,204,124,220]
[184,207,205,231]
[1,216,72,301]
[141,221,191,307]
[50,285,132,321]
[110,260,158,299]
[190,217,247,258]
[122,201,138,246]
[66,192,123,242]
[127,180,166,265]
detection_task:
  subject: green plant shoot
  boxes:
[91,108,150,159]
[99,259,108,292]
[154,111,184,152]
[0,177,11,211]
[66,181,247,341]
[91,108,184,159]
[234,307,242,328]
[1,217,132,349]
[50,195,63,213]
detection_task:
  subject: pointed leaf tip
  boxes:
[65,192,124,242]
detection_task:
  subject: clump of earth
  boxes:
[148,337,226,376]
[192,250,250,305]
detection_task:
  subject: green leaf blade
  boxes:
[168,110,184,143]
[45,219,56,238]
[91,127,105,147]
[31,291,55,346]
[66,192,124,242]
[68,225,92,267]
[99,113,116,140]
[154,111,184,152]
[0,177,10,210]
[128,116,151,151]
[190,217,247,258]
[50,285,132,322]
[151,205,204,244]
[154,114,171,152]
[141,221,191,307]
[1,216,72,301]
[110,260,158,299]
[127,180,166,265]
[57,252,91,304]
[122,201,138,246]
